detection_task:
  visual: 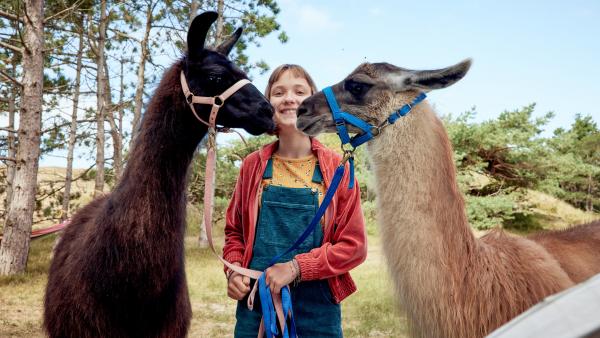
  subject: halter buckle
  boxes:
[186,94,194,104]
[213,96,224,107]
[340,143,355,165]
[341,150,354,165]
[371,126,381,137]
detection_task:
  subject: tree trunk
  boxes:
[214,0,225,45]
[586,172,593,212]
[129,1,154,149]
[0,0,44,275]
[117,57,125,173]
[189,0,200,26]
[198,219,208,248]
[104,54,121,183]
[102,54,121,182]
[62,20,84,222]
[5,57,18,210]
[106,113,122,181]
[94,0,108,197]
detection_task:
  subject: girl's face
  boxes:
[269,70,312,133]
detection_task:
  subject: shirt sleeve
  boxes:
[294,164,368,280]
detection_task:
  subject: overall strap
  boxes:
[263,158,274,179]
[311,161,323,184]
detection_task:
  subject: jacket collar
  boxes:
[258,137,326,161]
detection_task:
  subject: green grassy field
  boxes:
[0,226,408,337]
[1,189,596,337]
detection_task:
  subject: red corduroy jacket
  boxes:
[223,138,367,303]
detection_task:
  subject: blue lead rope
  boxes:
[257,86,427,338]
[258,274,296,337]
[257,164,346,338]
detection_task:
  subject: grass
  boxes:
[0,220,408,337]
[1,168,596,337]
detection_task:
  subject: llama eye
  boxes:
[345,80,370,98]
[207,75,222,83]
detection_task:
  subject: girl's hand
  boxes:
[265,260,298,294]
[227,263,251,300]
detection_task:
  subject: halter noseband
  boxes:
[322,86,427,188]
[180,71,251,130]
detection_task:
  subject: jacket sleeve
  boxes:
[222,162,246,268]
[294,166,368,280]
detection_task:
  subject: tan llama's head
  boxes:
[296,59,472,136]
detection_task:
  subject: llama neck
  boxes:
[108,66,207,237]
[367,103,476,280]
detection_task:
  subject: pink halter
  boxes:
[180,71,251,129]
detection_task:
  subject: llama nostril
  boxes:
[297,107,307,116]
[259,102,274,115]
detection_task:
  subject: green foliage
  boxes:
[164,0,287,76]
[465,194,526,230]
[444,106,599,230]
[188,134,275,223]
[444,104,553,189]
[543,114,600,211]
[360,200,378,235]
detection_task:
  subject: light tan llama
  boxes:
[296,59,600,338]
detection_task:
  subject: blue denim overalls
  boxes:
[234,158,342,338]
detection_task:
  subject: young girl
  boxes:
[223,64,367,337]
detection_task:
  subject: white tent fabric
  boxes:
[487,273,600,338]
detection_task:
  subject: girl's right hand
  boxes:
[227,264,251,300]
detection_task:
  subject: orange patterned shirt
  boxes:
[260,154,325,205]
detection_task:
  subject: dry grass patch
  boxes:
[0,225,408,337]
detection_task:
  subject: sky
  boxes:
[38,0,600,167]
[246,0,599,130]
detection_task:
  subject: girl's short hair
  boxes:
[265,64,318,99]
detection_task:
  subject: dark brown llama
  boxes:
[296,59,600,338]
[43,12,274,338]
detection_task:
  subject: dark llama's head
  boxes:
[182,11,275,135]
[296,59,471,136]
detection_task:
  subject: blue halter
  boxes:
[323,86,427,188]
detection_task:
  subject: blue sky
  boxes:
[38,0,600,167]
[247,0,600,132]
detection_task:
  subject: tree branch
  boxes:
[0,127,18,133]
[44,0,84,23]
[108,28,140,43]
[35,163,96,203]
[0,10,24,23]
[151,24,185,31]
[42,119,96,134]
[0,156,17,162]
[0,40,23,54]
[0,68,23,87]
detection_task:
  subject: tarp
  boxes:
[487,273,600,338]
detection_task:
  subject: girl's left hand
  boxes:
[265,261,298,294]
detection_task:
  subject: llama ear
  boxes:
[394,59,472,92]
[216,28,243,56]
[187,11,218,58]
